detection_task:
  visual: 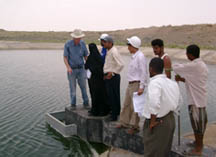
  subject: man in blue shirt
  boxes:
[98,34,108,63]
[63,29,89,109]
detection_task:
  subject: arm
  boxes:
[163,56,172,79]
[137,55,148,95]
[63,56,72,74]
[173,63,193,78]
[83,42,89,61]
[175,74,185,82]
[63,43,72,74]
[150,114,160,131]
[147,82,162,130]
[84,56,88,61]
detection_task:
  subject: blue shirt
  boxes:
[101,47,107,63]
[64,40,88,68]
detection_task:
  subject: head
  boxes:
[186,44,200,61]
[127,44,138,54]
[127,36,141,54]
[151,39,164,56]
[88,43,99,55]
[103,36,114,50]
[70,29,85,45]
[149,57,164,77]
[99,34,108,47]
[73,38,81,45]
[101,39,106,47]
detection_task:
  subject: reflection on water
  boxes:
[0,50,215,156]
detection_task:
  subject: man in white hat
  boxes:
[116,36,148,134]
[98,33,109,63]
[63,29,89,109]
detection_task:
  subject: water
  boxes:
[0,50,215,157]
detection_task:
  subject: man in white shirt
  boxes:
[173,44,208,156]
[103,36,124,121]
[116,36,148,134]
[143,57,180,157]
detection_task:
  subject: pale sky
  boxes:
[0,0,216,31]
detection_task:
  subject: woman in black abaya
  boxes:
[85,43,110,116]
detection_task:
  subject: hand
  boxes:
[149,114,162,132]
[137,88,144,95]
[67,67,72,74]
[175,75,181,82]
[175,75,185,82]
[105,72,113,80]
[149,120,161,131]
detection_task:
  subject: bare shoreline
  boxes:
[0,40,216,64]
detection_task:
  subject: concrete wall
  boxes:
[65,107,216,156]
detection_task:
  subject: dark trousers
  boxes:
[104,74,121,119]
[143,112,175,157]
[88,76,110,115]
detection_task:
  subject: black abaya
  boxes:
[85,43,110,116]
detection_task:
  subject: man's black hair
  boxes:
[186,44,200,58]
[151,39,164,47]
[149,57,164,74]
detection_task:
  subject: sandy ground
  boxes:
[0,40,216,64]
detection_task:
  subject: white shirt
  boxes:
[127,50,148,89]
[143,74,180,119]
[161,53,168,60]
[103,46,124,74]
[173,58,208,108]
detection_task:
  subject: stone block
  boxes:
[45,111,77,137]
[65,107,109,143]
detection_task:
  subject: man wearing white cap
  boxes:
[116,36,148,134]
[98,33,108,63]
[63,29,89,109]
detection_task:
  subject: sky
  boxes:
[0,0,216,31]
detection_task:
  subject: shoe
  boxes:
[186,141,196,147]
[98,112,109,117]
[88,112,94,116]
[70,104,76,110]
[116,124,126,129]
[83,104,90,109]
[108,116,117,121]
[183,149,202,156]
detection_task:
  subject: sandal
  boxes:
[183,149,202,156]
[186,141,196,147]
[115,124,127,129]
[127,128,139,135]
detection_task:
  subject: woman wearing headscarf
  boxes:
[85,43,110,116]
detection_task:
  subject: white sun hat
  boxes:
[127,36,141,48]
[70,29,85,38]
[98,33,109,41]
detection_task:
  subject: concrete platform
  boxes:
[184,122,216,148]
[45,111,77,137]
[64,107,216,156]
